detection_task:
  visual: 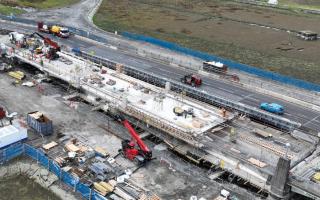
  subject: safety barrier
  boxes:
[0,143,107,200]
[1,14,319,92]
[0,143,24,164]
[121,32,320,92]
[0,14,108,45]
[74,50,300,131]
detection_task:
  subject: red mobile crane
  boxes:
[30,32,60,59]
[117,116,152,164]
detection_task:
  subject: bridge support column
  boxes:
[268,157,291,200]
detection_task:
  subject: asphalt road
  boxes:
[2,22,320,133]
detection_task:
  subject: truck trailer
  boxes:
[38,22,70,38]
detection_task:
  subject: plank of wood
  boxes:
[43,141,58,150]
[248,157,267,168]
[65,143,80,152]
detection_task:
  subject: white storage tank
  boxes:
[0,124,28,149]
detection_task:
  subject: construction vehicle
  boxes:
[203,61,228,74]
[8,32,27,47]
[181,74,202,87]
[297,30,318,41]
[37,22,70,38]
[30,32,60,60]
[260,102,284,115]
[117,115,152,164]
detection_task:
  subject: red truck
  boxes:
[181,74,202,87]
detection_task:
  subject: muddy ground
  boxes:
[0,175,61,200]
[94,0,320,84]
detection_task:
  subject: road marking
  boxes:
[303,115,320,127]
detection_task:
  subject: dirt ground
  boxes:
[0,62,261,199]
[94,0,320,84]
[0,175,61,200]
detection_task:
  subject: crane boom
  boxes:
[30,32,61,51]
[122,119,151,154]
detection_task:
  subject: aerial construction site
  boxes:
[0,1,320,200]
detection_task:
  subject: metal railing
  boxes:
[75,50,301,131]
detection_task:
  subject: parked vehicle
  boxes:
[8,32,27,47]
[297,30,317,41]
[260,102,284,115]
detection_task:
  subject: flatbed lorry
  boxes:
[38,22,70,38]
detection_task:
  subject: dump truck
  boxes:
[260,102,284,115]
[38,22,70,38]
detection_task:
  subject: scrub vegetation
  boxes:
[94,0,320,84]
[0,0,80,9]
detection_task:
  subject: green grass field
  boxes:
[0,4,25,15]
[0,0,80,9]
[94,0,320,84]
[279,0,320,10]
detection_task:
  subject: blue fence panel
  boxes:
[24,144,38,159]
[3,143,23,161]
[0,143,108,200]
[92,191,106,200]
[77,182,92,199]
[122,32,320,92]
[62,170,78,188]
[37,150,49,167]
[49,160,61,177]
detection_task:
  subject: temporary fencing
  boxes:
[1,13,320,92]
[0,143,107,200]
[0,143,24,164]
[121,32,320,92]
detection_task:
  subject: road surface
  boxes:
[1,21,320,133]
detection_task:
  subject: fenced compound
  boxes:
[0,143,106,200]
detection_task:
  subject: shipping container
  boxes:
[0,125,28,149]
[27,111,53,136]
